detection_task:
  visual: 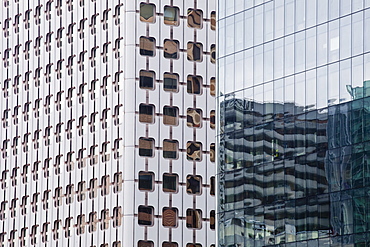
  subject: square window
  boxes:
[139,137,155,157]
[139,70,155,90]
[187,42,203,62]
[138,171,154,191]
[186,209,202,229]
[187,9,203,29]
[186,141,202,161]
[210,44,216,64]
[139,104,155,124]
[187,108,202,128]
[162,207,178,227]
[138,240,154,247]
[164,6,179,26]
[210,110,215,129]
[138,205,154,226]
[186,175,202,195]
[163,242,178,247]
[163,139,179,159]
[210,143,215,162]
[186,244,202,247]
[210,210,215,230]
[187,75,203,95]
[210,77,216,96]
[164,39,180,59]
[140,3,155,23]
[210,176,215,196]
[163,73,179,92]
[163,106,179,126]
[210,11,216,30]
[162,173,178,193]
[140,36,156,56]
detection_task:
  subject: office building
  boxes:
[0,1,216,246]
[217,1,370,246]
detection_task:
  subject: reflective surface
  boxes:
[218,1,370,246]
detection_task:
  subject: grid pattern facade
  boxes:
[0,0,215,246]
[218,1,370,247]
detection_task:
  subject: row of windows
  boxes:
[139,72,216,96]
[140,3,216,31]
[137,206,215,230]
[139,104,215,128]
[139,37,215,63]
[138,138,215,162]
[138,172,216,195]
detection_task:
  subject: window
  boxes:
[210,110,215,129]
[186,244,202,247]
[162,207,178,227]
[164,39,180,59]
[210,77,216,96]
[138,240,154,247]
[140,3,155,23]
[163,106,179,126]
[164,6,179,26]
[186,175,202,195]
[210,176,215,196]
[187,108,202,128]
[187,9,203,29]
[210,210,215,230]
[187,42,203,62]
[140,36,156,56]
[210,44,216,64]
[138,205,154,226]
[139,171,154,191]
[210,143,215,162]
[163,139,179,159]
[139,137,155,157]
[139,70,155,90]
[186,209,202,229]
[162,242,178,247]
[186,141,202,161]
[163,73,179,92]
[139,104,155,124]
[210,11,216,30]
[187,75,203,94]
[162,173,178,193]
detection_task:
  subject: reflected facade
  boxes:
[217,1,370,246]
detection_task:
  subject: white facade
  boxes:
[0,1,215,246]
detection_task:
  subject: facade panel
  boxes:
[0,1,215,246]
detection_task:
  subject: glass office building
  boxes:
[217,1,370,246]
[0,1,216,246]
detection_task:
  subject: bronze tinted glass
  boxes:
[139,70,155,90]
[138,206,154,226]
[164,39,180,59]
[164,6,179,26]
[187,75,202,95]
[162,207,178,227]
[139,137,155,157]
[140,3,155,23]
[163,73,179,92]
[187,9,203,29]
[162,173,178,193]
[186,209,202,229]
[186,175,202,195]
[186,141,202,161]
[187,108,202,128]
[163,106,179,126]
[138,240,154,247]
[163,139,179,159]
[138,171,154,191]
[140,36,156,56]
[139,104,155,124]
[187,42,203,62]
[210,11,216,30]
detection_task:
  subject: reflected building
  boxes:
[217,1,370,246]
